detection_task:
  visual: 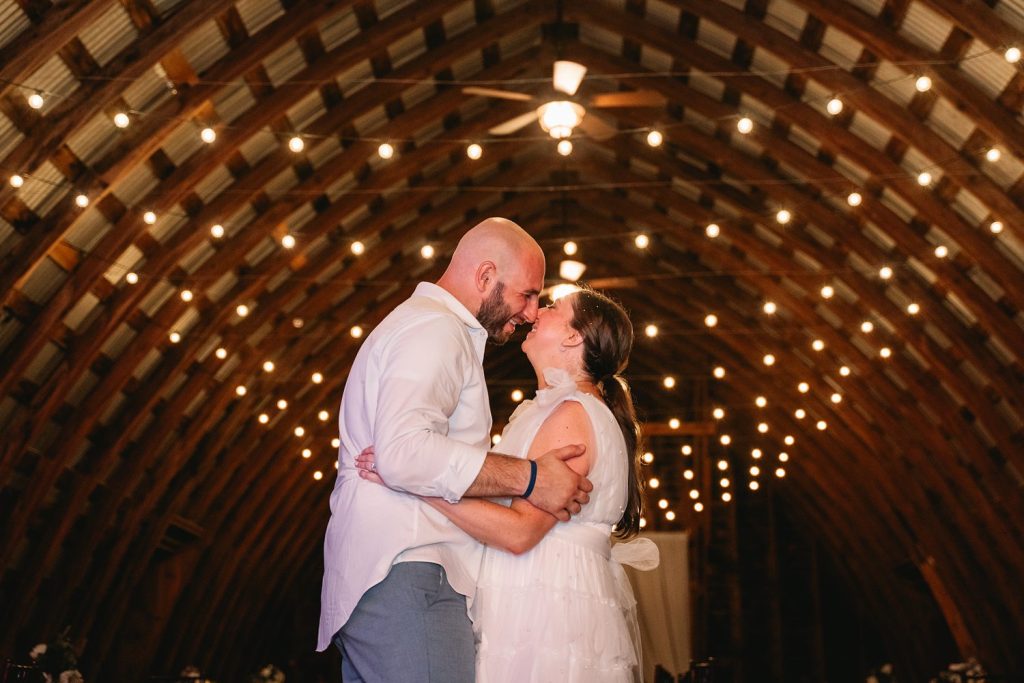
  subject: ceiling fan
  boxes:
[464,60,666,140]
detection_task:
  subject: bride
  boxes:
[357,286,658,682]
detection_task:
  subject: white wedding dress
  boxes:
[472,368,659,683]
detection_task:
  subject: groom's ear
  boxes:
[475,261,497,293]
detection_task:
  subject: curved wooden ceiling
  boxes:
[1,0,1023,678]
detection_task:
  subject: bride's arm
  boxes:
[427,400,594,555]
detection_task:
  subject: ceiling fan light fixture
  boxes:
[538,100,585,139]
[559,259,587,281]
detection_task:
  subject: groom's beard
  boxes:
[477,281,516,345]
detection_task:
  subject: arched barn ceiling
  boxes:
[1,0,1023,679]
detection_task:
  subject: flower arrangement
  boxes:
[250,664,285,683]
[28,629,83,683]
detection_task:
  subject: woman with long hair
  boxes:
[357,287,657,682]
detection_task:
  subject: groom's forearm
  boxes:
[462,452,531,498]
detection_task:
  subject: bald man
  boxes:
[318,218,592,682]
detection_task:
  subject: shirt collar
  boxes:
[413,282,484,332]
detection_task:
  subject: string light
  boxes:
[763,354,775,366]
[258,413,270,424]
[839,366,851,376]
[705,223,720,238]
[736,116,753,134]
[646,130,663,147]
[113,112,130,128]
[210,224,225,239]
[694,502,704,512]
[826,97,843,115]
[511,389,524,401]
[289,136,305,153]
[294,426,305,437]
[313,471,323,481]
[986,148,1001,162]
[235,385,247,396]
[169,331,181,343]
[776,209,792,224]
[721,492,732,502]
[749,481,760,491]
[879,266,893,279]
[556,139,573,156]
[821,285,834,299]
[649,477,660,489]
[915,75,932,92]
[812,339,825,351]
[378,142,395,159]
[563,241,578,255]
[720,434,732,446]
[751,448,763,459]
[420,244,435,259]
[658,498,669,509]
[643,452,655,464]
[143,211,157,224]
[713,366,726,379]
[311,372,323,384]
[669,418,681,429]
[689,489,700,500]
[907,303,920,315]
[281,234,296,249]
[466,143,483,159]
[712,407,725,420]
[757,422,769,433]
[934,245,948,258]
[302,448,312,458]
[351,241,365,255]
[1005,46,1021,63]
[990,221,1003,234]
[634,234,650,249]
[861,321,874,333]
[847,191,862,206]
[27,92,44,109]
[755,396,767,408]
[775,467,786,478]
[831,393,843,404]
[292,318,304,328]
[350,325,363,338]
[644,324,658,338]
[200,127,216,143]
[9,174,24,188]
[684,469,694,480]
[179,289,193,302]
[665,510,676,521]
[263,360,275,373]
[798,382,810,393]
[319,410,330,421]
[704,314,718,327]
[784,435,795,445]
[277,399,288,410]
[917,171,932,186]
[331,438,341,448]
[794,408,806,419]
[763,301,777,314]
[880,347,893,359]
[750,466,761,476]
[215,347,227,359]
[681,445,692,455]
[74,194,89,208]
[663,376,676,389]
[816,420,828,430]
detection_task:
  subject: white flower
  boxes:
[30,643,47,659]
[59,670,84,683]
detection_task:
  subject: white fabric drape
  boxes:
[618,531,690,682]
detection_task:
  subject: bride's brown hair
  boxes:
[568,288,644,538]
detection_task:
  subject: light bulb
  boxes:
[737,117,753,134]
[1005,47,1021,63]
[236,304,249,317]
[210,224,225,239]
[847,192,862,206]
[879,266,893,280]
[312,372,323,384]
[646,130,663,147]
[755,396,767,408]
[821,285,834,299]
[839,366,851,376]
[563,241,578,255]
[235,385,247,396]
[663,376,676,389]
[511,389,524,402]
[289,136,305,153]
[351,241,365,255]
[917,171,932,186]
[10,174,24,188]
[215,347,227,359]
[934,245,948,258]
[74,194,89,208]
[704,314,718,327]
[180,289,193,302]
[915,75,932,92]
[263,360,275,373]
[812,339,825,351]
[776,209,791,224]
[319,410,330,421]
[169,331,181,343]
[644,324,658,338]
[713,366,726,379]
[113,112,130,128]
[763,354,775,366]
[466,143,482,160]
[27,92,44,109]
[986,148,1001,162]
[200,127,216,143]
[705,223,720,238]
[420,244,435,259]
[277,399,288,410]
[350,325,363,338]
[281,234,296,249]
[826,97,843,115]
[669,418,681,429]
[763,301,776,314]
[990,221,1003,234]
[143,211,157,224]
[907,303,920,315]
[556,139,573,156]
[634,234,650,249]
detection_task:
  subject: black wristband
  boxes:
[521,459,538,498]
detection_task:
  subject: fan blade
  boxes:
[462,86,533,102]
[553,60,587,95]
[488,110,540,135]
[591,90,667,108]
[578,114,618,141]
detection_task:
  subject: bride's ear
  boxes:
[561,330,584,349]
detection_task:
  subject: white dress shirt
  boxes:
[317,282,492,651]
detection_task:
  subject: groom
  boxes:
[317,217,592,682]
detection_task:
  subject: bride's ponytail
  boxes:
[570,289,644,538]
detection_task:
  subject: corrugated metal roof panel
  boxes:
[442,2,476,37]
[17,161,67,216]
[63,292,100,332]
[76,3,137,68]
[870,61,916,107]
[213,79,257,124]
[925,96,975,148]
[21,54,78,115]
[147,209,188,244]
[178,240,215,275]
[22,341,62,385]
[0,1,29,51]
[696,17,738,61]
[121,67,172,112]
[898,2,953,54]
[959,40,1016,100]
[21,257,67,304]
[847,110,891,151]
[819,25,865,71]
[320,9,360,53]
[98,323,136,364]
[103,244,144,285]
[64,205,111,252]
[65,112,119,166]
[178,19,230,75]
[285,90,324,134]
[192,165,235,203]
[236,0,285,35]
[580,22,623,55]
[112,163,158,207]
[765,0,808,42]
[0,112,24,159]
[994,0,1024,24]
[263,41,307,88]
[843,0,886,17]
[160,121,204,167]
[751,46,792,89]
[151,0,187,17]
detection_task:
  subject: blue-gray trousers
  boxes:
[333,562,475,682]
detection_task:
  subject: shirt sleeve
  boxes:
[371,312,488,502]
